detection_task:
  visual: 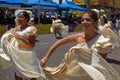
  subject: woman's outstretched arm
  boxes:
[40,34,79,67]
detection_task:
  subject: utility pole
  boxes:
[86,0,90,10]
[113,0,115,9]
[58,0,62,16]
[38,0,40,26]
[59,0,62,4]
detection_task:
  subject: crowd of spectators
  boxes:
[0,9,81,32]
[0,9,15,25]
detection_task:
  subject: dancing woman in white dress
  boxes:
[41,10,120,80]
[50,16,69,39]
[0,11,46,80]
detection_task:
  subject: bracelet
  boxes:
[43,57,48,60]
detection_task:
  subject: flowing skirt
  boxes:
[43,45,120,80]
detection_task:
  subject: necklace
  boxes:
[85,32,98,41]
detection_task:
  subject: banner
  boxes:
[73,0,99,5]
[114,0,120,8]
[73,0,120,8]
[73,0,86,5]
[91,0,99,5]
[106,0,120,8]
[106,0,113,7]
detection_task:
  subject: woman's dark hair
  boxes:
[84,10,99,22]
[18,11,30,22]
[102,15,108,23]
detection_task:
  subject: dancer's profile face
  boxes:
[17,12,28,26]
[100,16,106,25]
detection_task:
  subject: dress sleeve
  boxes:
[94,23,120,53]
[94,35,112,53]
[25,26,37,37]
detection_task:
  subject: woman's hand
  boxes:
[14,33,22,39]
[40,57,48,67]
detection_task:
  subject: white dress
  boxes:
[0,26,46,80]
[42,35,120,80]
[50,19,69,37]
[43,24,120,80]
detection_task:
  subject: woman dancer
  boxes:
[51,16,69,39]
[41,10,120,80]
[99,14,108,26]
[0,11,46,80]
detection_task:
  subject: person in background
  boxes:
[28,17,35,26]
[0,11,46,80]
[51,16,69,39]
[6,24,15,31]
[99,14,108,26]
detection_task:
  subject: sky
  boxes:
[53,0,72,4]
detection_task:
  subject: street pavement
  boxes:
[35,32,76,67]
[0,32,120,80]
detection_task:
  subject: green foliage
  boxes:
[0,25,6,37]
[0,7,10,10]
[36,23,52,34]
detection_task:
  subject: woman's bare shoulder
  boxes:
[70,32,84,37]
[73,32,85,43]
[64,32,84,41]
